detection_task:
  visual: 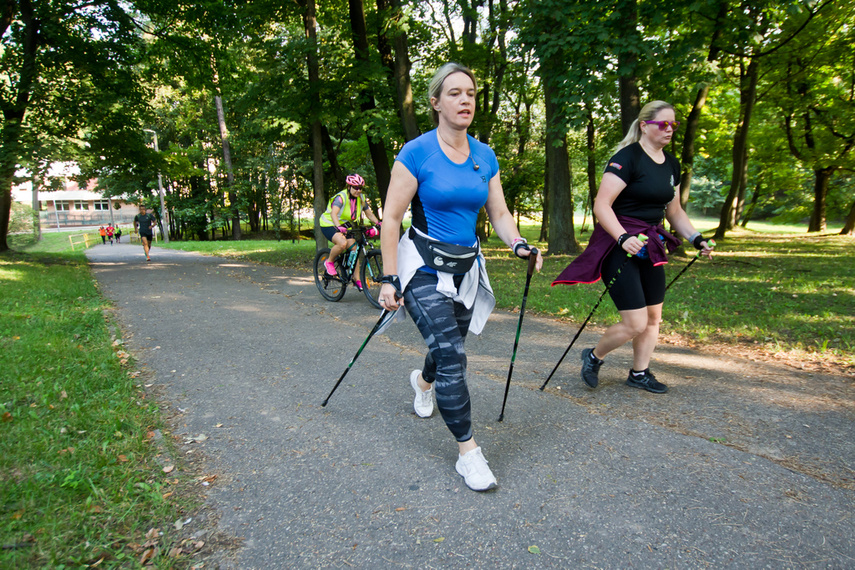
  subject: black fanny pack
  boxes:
[409,227,479,273]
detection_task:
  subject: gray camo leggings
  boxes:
[404,270,474,442]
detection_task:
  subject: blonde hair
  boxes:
[616,100,674,151]
[428,63,478,126]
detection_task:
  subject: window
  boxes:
[94,200,110,211]
[74,200,88,210]
[55,201,70,211]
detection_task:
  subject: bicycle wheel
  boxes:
[360,249,384,309]
[313,249,346,302]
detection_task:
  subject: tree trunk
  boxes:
[214,91,240,240]
[741,181,762,227]
[303,0,326,248]
[0,0,38,252]
[617,0,640,136]
[808,167,834,232]
[734,143,750,225]
[321,126,345,194]
[376,0,419,141]
[544,77,579,255]
[715,57,760,240]
[460,0,479,45]
[248,173,261,233]
[539,155,550,242]
[348,0,392,206]
[32,172,41,241]
[679,84,710,209]
[0,119,23,252]
[509,96,532,229]
[841,198,855,235]
[585,107,597,229]
[476,208,489,241]
[475,0,508,146]
[681,1,726,209]
[619,76,640,137]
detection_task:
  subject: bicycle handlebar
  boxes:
[343,223,379,242]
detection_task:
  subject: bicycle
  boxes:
[313,223,384,309]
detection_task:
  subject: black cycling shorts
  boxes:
[601,245,666,311]
[320,225,340,242]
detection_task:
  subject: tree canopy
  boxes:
[2,0,853,252]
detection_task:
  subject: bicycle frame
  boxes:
[337,226,374,283]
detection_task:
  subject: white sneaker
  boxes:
[409,370,434,418]
[455,446,497,491]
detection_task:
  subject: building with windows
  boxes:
[11,164,137,229]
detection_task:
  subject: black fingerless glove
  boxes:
[380,274,401,295]
[692,234,706,250]
[617,233,632,247]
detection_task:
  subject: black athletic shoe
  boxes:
[580,348,603,388]
[626,369,668,393]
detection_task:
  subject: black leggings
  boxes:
[601,246,666,311]
[403,271,474,442]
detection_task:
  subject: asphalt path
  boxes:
[87,242,855,569]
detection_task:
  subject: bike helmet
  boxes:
[345,174,365,188]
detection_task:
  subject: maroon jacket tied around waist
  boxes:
[552,215,682,286]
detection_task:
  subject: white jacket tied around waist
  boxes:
[378,227,495,335]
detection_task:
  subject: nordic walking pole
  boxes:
[498,248,539,422]
[539,235,647,392]
[321,308,392,407]
[665,239,715,292]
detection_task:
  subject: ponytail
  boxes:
[616,119,642,151]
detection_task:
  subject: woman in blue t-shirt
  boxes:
[377,63,542,492]
[555,100,714,394]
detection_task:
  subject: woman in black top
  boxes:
[563,101,714,393]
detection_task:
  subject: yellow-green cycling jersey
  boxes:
[319,189,366,227]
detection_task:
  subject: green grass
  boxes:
[160,218,854,369]
[8,230,102,254]
[486,224,854,368]
[1,241,192,568]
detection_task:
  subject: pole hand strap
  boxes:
[512,237,530,258]
[380,274,402,296]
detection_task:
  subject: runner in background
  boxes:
[133,206,157,261]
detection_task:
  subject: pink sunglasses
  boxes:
[644,120,680,131]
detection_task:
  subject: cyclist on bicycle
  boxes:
[318,174,382,290]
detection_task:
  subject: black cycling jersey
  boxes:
[604,142,680,225]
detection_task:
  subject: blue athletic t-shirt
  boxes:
[396,129,499,246]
